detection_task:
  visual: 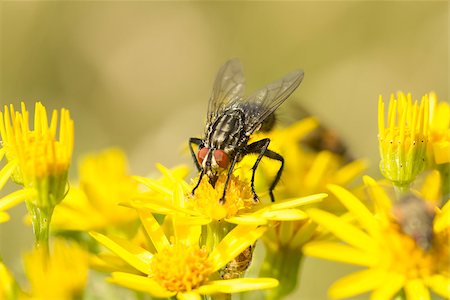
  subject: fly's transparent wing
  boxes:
[242,70,304,134]
[207,59,245,124]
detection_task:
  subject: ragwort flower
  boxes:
[91,209,278,299]
[52,148,140,233]
[0,102,74,248]
[378,92,429,188]
[304,179,450,300]
[131,163,326,225]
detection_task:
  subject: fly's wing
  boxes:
[242,70,304,135]
[207,59,245,124]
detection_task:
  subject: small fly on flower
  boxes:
[189,59,304,203]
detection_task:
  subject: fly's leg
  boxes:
[189,137,203,171]
[219,154,240,204]
[192,169,205,196]
[245,138,284,202]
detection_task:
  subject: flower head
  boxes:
[52,148,139,233]
[0,102,73,208]
[131,164,326,225]
[24,239,89,299]
[378,92,429,187]
[91,210,278,298]
[304,179,450,300]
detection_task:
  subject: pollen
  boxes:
[189,173,256,220]
[150,244,213,292]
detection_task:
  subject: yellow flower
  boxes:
[428,92,450,165]
[131,164,326,224]
[378,92,429,187]
[303,180,450,300]
[24,239,89,299]
[90,210,278,299]
[0,102,73,207]
[0,260,20,300]
[52,148,140,233]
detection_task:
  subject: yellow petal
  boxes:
[266,193,327,211]
[0,188,35,211]
[363,176,392,213]
[426,274,450,299]
[131,196,196,216]
[177,292,201,300]
[138,209,170,252]
[333,159,368,186]
[307,208,377,252]
[209,225,266,271]
[327,184,379,236]
[303,241,377,266]
[172,217,203,246]
[225,215,268,225]
[329,269,387,299]
[197,278,278,294]
[90,232,152,274]
[260,209,308,221]
[405,279,430,300]
[0,160,18,190]
[0,212,9,223]
[133,176,173,196]
[108,272,175,298]
[370,272,405,300]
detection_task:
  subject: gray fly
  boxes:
[189,59,304,203]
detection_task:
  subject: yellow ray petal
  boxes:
[172,217,202,246]
[290,220,317,249]
[131,196,196,216]
[133,176,173,196]
[0,212,9,223]
[303,241,377,267]
[225,215,268,225]
[108,272,175,298]
[333,159,368,186]
[209,225,266,271]
[363,176,392,213]
[197,278,278,294]
[260,209,308,221]
[329,269,387,299]
[266,193,327,211]
[370,272,405,300]
[177,292,201,300]
[405,279,430,300]
[0,160,18,190]
[426,274,450,299]
[90,232,152,275]
[138,209,170,252]
[328,184,379,235]
[0,188,36,210]
[307,208,377,252]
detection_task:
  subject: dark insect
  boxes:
[189,59,304,203]
[219,244,255,279]
[392,193,435,251]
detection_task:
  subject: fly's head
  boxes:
[197,146,230,187]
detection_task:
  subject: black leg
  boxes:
[189,137,203,171]
[192,169,205,196]
[219,153,240,204]
[245,138,284,202]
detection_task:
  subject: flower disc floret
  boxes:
[150,244,213,292]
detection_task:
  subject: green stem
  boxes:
[26,201,54,254]
[259,246,303,300]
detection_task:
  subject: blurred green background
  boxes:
[0,1,448,299]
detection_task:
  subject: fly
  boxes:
[189,59,304,203]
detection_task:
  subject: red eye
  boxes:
[197,147,209,164]
[213,150,229,168]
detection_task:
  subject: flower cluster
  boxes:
[0,91,448,300]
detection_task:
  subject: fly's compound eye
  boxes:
[213,150,229,168]
[197,147,209,164]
